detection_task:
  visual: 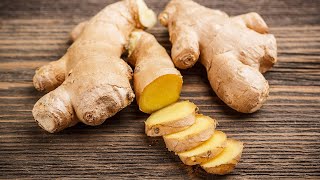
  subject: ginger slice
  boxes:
[178,130,227,165]
[201,139,244,175]
[145,101,197,136]
[163,114,216,153]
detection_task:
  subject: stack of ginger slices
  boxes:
[145,101,244,175]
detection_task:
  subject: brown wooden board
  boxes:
[0,0,319,179]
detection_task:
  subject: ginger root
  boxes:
[32,0,156,133]
[128,30,183,113]
[145,101,244,175]
[159,0,277,113]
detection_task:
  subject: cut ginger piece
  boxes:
[145,101,197,136]
[128,30,183,114]
[178,130,227,165]
[201,139,244,175]
[163,114,216,153]
[139,74,183,113]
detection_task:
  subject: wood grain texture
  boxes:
[0,0,319,179]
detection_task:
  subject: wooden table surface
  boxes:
[1,0,319,179]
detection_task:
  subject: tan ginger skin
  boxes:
[159,0,277,113]
[32,0,156,133]
[128,30,183,113]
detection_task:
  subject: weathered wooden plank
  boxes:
[1,0,320,26]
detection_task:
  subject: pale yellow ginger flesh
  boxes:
[159,0,277,113]
[139,74,182,113]
[32,0,156,133]
[201,139,244,175]
[128,31,183,113]
[145,101,197,136]
[178,130,227,165]
[163,114,216,152]
[145,101,243,175]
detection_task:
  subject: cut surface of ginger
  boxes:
[165,115,215,139]
[178,130,227,165]
[163,114,216,152]
[145,101,196,126]
[139,74,183,113]
[201,139,244,175]
[145,100,196,136]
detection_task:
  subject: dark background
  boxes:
[0,0,319,179]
